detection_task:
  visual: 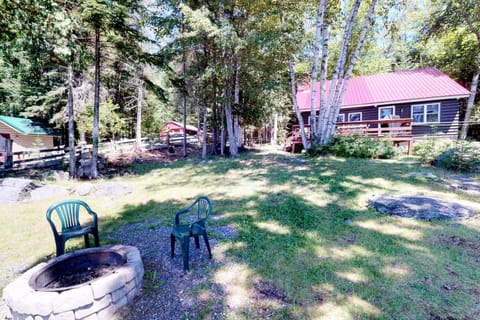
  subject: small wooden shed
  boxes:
[0,115,58,153]
[161,121,199,136]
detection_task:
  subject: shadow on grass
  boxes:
[7,150,480,319]
[105,152,479,319]
[108,196,478,318]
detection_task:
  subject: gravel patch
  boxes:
[0,220,238,320]
[108,220,239,319]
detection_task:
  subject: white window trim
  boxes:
[378,106,396,119]
[411,103,441,124]
[348,112,362,122]
[337,114,345,123]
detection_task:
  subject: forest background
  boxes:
[1,0,479,166]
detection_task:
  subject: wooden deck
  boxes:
[286,118,414,155]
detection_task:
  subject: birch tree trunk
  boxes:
[288,57,309,149]
[202,85,208,160]
[234,116,242,149]
[90,27,101,179]
[67,63,75,178]
[460,48,480,139]
[196,94,201,143]
[232,59,241,155]
[272,112,278,145]
[325,0,378,140]
[316,20,330,144]
[224,76,238,157]
[182,48,188,157]
[220,104,225,156]
[279,9,308,149]
[318,0,379,145]
[309,0,327,140]
[320,0,362,144]
[211,73,218,155]
[135,78,143,152]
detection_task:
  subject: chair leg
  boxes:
[181,236,190,272]
[84,234,90,248]
[203,233,212,259]
[93,229,100,247]
[170,234,175,258]
[194,235,200,249]
[56,239,65,257]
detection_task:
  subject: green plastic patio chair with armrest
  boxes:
[170,196,213,271]
[46,199,100,256]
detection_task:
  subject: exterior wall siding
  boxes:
[300,98,461,140]
[0,122,54,152]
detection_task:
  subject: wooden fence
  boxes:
[0,134,199,172]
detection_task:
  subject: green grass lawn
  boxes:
[1,147,479,319]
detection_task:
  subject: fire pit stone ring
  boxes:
[2,244,144,320]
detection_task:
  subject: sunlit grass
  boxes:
[1,147,480,319]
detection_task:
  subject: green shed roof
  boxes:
[0,115,58,136]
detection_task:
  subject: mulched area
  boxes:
[109,220,238,320]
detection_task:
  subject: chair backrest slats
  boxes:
[57,202,80,230]
[46,200,96,233]
[196,197,211,221]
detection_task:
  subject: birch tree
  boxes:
[320,0,378,144]
[280,8,309,149]
[309,0,328,144]
[286,0,378,149]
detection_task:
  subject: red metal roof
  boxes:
[161,121,198,133]
[296,67,470,111]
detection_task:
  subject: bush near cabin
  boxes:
[307,135,396,159]
[414,139,480,172]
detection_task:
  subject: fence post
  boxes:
[5,139,13,169]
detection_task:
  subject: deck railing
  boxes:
[335,118,412,137]
[286,118,414,154]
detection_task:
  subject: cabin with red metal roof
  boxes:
[161,121,199,135]
[288,67,470,153]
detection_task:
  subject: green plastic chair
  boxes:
[46,199,100,256]
[170,196,213,271]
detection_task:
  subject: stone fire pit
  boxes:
[2,245,144,320]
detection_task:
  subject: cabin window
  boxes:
[411,103,440,123]
[348,112,362,122]
[337,114,345,123]
[379,106,395,119]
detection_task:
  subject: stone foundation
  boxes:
[2,245,144,320]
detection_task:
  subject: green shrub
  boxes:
[309,135,396,159]
[435,140,480,172]
[305,144,328,157]
[413,138,453,164]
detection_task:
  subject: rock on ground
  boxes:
[95,182,133,197]
[0,178,44,204]
[76,183,95,196]
[30,185,70,201]
[42,170,69,182]
[369,195,477,220]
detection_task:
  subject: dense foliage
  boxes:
[413,138,454,165]
[1,0,479,166]
[414,138,480,172]
[307,134,396,159]
[436,140,480,172]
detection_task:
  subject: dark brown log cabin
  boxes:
[288,68,470,153]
